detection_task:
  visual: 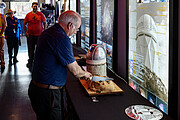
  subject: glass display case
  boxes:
[70,0,76,11]
[96,0,114,69]
[80,0,90,51]
[70,0,76,44]
[128,0,169,114]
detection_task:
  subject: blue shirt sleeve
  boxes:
[56,36,75,66]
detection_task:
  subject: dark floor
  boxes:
[0,36,36,120]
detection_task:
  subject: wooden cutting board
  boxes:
[79,78,124,96]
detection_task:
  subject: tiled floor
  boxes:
[0,36,36,120]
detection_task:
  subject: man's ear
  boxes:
[67,22,73,30]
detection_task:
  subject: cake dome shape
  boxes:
[86,44,107,76]
[86,44,106,65]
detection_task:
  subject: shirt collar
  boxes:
[55,23,66,34]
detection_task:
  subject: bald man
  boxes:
[28,10,91,120]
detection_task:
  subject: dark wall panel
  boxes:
[168,0,178,119]
[115,0,127,80]
[90,0,96,45]
[76,0,81,46]
[178,0,180,119]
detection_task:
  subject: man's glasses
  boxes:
[8,13,13,15]
[72,24,79,32]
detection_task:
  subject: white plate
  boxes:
[125,105,163,120]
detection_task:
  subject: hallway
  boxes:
[0,36,36,120]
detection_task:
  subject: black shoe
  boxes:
[26,63,32,72]
[9,60,12,65]
[26,63,31,68]
[13,59,19,64]
[1,65,5,73]
[26,63,32,68]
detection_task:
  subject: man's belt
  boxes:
[32,80,63,90]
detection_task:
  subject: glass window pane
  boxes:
[96,0,114,69]
[70,0,76,44]
[70,0,76,11]
[80,0,90,52]
[128,0,169,114]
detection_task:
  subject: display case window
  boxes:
[64,0,69,11]
[70,0,76,44]
[70,0,76,11]
[80,0,90,52]
[128,0,169,114]
[96,0,114,69]
[45,0,51,4]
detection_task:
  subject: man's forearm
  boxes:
[23,26,27,33]
[44,22,47,30]
[72,63,86,78]
[67,61,88,78]
[23,22,27,33]
[74,70,87,78]
[1,17,6,33]
[1,26,5,33]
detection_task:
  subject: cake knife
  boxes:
[90,76,114,81]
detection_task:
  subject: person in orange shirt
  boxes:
[23,2,47,71]
[0,13,7,72]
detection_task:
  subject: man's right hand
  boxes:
[67,61,92,79]
[25,32,29,37]
[84,71,92,79]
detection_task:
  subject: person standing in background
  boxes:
[0,12,6,72]
[5,9,22,65]
[23,2,47,71]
